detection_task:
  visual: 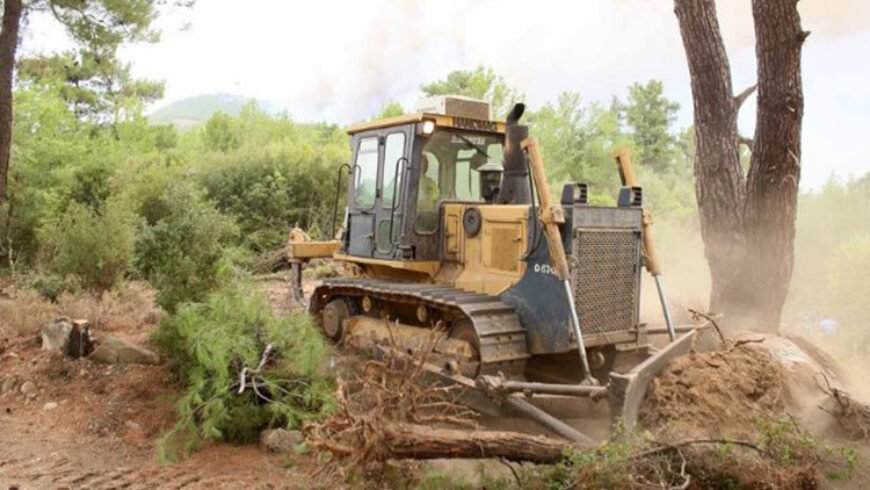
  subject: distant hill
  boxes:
[148,94,280,127]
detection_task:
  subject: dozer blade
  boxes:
[608,329,697,431]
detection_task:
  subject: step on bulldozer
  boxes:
[287,96,697,444]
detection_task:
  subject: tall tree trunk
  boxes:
[0,0,23,208]
[673,0,746,313]
[737,0,805,329]
[674,0,805,331]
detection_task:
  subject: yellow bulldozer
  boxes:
[287,96,695,443]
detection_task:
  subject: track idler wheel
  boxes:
[322,298,353,341]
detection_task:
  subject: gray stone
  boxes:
[43,402,58,411]
[19,381,36,396]
[260,428,304,453]
[88,335,159,365]
[41,317,73,352]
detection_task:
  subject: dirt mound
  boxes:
[641,342,788,439]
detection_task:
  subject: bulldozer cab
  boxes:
[343,97,505,263]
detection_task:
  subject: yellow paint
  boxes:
[436,204,528,295]
[332,253,441,277]
[287,241,340,260]
[346,113,506,135]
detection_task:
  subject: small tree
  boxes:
[134,181,238,311]
[39,198,137,291]
[617,80,681,172]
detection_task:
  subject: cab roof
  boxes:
[346,112,506,135]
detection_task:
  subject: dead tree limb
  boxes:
[373,422,569,464]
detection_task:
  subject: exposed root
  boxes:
[815,372,870,440]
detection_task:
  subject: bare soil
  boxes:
[0,279,316,489]
[3,273,870,488]
[641,340,788,439]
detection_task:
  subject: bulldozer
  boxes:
[287,96,696,443]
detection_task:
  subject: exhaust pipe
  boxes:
[498,103,532,205]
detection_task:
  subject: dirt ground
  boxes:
[0,277,315,489]
[3,273,870,488]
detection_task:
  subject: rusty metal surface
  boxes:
[310,278,529,377]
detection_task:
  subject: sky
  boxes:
[21,0,870,190]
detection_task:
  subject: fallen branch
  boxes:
[687,308,726,347]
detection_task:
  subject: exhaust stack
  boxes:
[498,103,532,205]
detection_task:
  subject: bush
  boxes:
[39,199,137,292]
[154,284,335,459]
[195,149,337,250]
[134,182,238,312]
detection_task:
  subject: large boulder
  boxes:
[88,335,159,365]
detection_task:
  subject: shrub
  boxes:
[154,284,335,460]
[134,181,238,312]
[39,199,137,292]
[195,150,336,250]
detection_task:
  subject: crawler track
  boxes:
[310,278,529,377]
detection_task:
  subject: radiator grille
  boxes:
[572,228,641,335]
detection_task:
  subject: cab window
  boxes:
[382,132,406,209]
[415,130,504,233]
[353,137,378,209]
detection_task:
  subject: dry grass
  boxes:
[0,280,160,338]
[0,289,59,338]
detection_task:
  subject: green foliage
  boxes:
[194,105,347,248]
[421,65,522,119]
[374,100,405,119]
[531,92,631,204]
[133,181,239,311]
[17,49,164,124]
[784,174,870,357]
[39,199,137,292]
[202,111,242,152]
[154,285,335,460]
[616,80,681,172]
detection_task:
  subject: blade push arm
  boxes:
[613,150,676,341]
[521,137,596,384]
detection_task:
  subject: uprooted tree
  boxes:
[675,0,806,330]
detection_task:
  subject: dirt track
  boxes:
[0,343,303,490]
[0,419,293,489]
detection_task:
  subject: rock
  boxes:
[43,402,58,411]
[19,381,36,396]
[88,335,159,365]
[423,458,521,486]
[260,428,304,453]
[41,317,73,352]
[125,420,142,431]
[1,375,17,395]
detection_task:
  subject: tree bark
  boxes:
[673,0,746,313]
[0,0,22,208]
[373,422,569,463]
[737,0,805,328]
[674,0,805,331]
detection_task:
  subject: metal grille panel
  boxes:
[572,228,641,335]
